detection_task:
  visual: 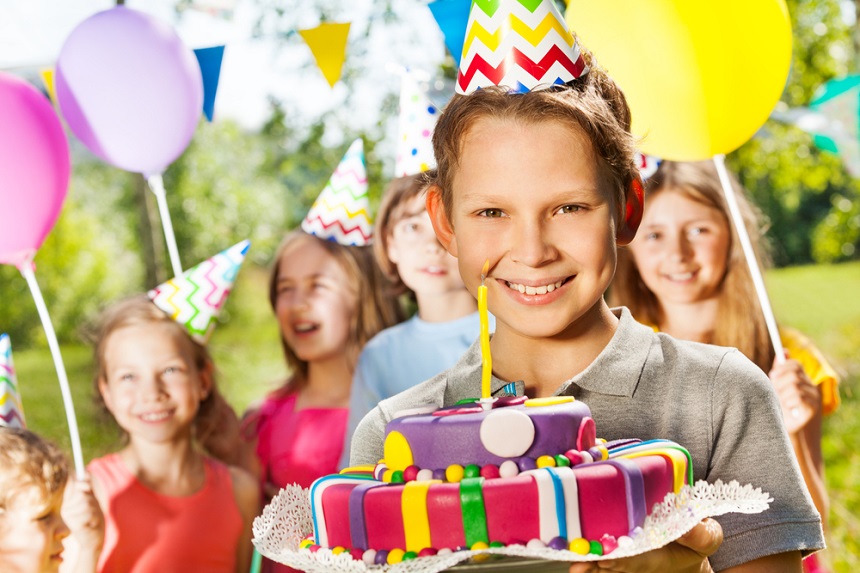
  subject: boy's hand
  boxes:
[568,518,722,573]
[769,357,820,435]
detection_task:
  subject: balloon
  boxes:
[0,72,70,268]
[55,6,203,175]
[566,0,792,161]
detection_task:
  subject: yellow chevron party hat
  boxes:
[457,0,588,95]
[147,239,250,344]
[302,138,373,246]
[0,334,26,428]
[395,71,439,177]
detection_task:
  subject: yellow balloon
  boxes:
[566,0,792,160]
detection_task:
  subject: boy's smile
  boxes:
[429,117,621,343]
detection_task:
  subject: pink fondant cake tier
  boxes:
[306,396,694,564]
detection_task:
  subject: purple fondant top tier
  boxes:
[384,398,596,470]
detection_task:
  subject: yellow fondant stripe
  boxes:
[620,449,688,493]
[401,481,433,551]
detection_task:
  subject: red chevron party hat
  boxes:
[457,0,588,95]
[147,239,250,344]
[302,138,373,246]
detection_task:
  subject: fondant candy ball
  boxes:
[464,464,481,478]
[432,468,446,481]
[391,470,405,483]
[403,465,420,482]
[564,449,586,466]
[382,469,394,483]
[517,457,537,472]
[308,545,321,553]
[489,541,505,548]
[416,468,434,481]
[554,454,571,467]
[446,464,465,482]
[331,546,346,555]
[600,534,619,554]
[437,548,453,556]
[387,548,405,564]
[471,541,489,550]
[479,408,536,457]
[569,538,590,554]
[374,550,388,565]
[418,548,438,557]
[617,535,635,550]
[480,464,500,479]
[363,549,378,565]
[589,540,604,555]
[548,537,568,550]
[580,451,594,464]
[536,455,556,468]
[499,460,519,478]
[526,538,546,549]
[299,538,314,549]
[403,551,418,561]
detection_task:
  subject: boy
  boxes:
[339,173,488,469]
[349,2,823,569]
[0,427,102,573]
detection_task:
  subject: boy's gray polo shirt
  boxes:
[350,307,824,570]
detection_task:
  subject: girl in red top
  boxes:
[87,296,259,573]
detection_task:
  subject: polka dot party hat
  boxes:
[457,0,588,95]
[0,334,25,429]
[394,70,438,177]
[302,138,373,246]
[147,239,250,344]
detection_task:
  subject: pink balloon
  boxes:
[0,73,70,268]
[55,6,203,176]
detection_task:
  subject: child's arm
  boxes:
[229,465,261,573]
[61,475,104,573]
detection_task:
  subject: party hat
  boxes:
[147,239,250,344]
[0,334,26,428]
[635,152,662,182]
[457,0,588,95]
[302,138,373,246]
[395,71,439,177]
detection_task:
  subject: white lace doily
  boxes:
[253,480,771,573]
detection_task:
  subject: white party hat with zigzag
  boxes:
[302,138,373,246]
[457,0,588,95]
[147,240,250,344]
[395,71,439,177]
[0,334,26,429]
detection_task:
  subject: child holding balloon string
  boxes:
[609,159,839,573]
[86,296,259,573]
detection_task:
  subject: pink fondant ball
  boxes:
[480,464,500,479]
[403,465,420,482]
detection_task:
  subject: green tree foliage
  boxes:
[730,0,860,265]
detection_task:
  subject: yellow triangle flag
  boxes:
[40,68,57,105]
[299,22,351,88]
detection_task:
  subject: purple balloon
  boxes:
[55,6,203,175]
[0,72,70,268]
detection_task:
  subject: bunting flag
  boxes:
[635,152,662,182]
[809,75,860,177]
[147,240,251,344]
[299,22,351,88]
[456,0,588,95]
[0,334,25,429]
[428,0,472,66]
[193,45,225,122]
[40,68,57,105]
[395,71,439,177]
[302,138,373,246]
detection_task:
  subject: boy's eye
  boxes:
[478,208,505,218]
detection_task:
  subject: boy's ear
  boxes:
[617,179,644,246]
[426,185,458,258]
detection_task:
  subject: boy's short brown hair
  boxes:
[431,46,640,226]
[0,427,68,513]
[372,173,434,296]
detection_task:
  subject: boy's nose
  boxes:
[509,220,557,267]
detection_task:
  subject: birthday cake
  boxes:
[303,395,693,565]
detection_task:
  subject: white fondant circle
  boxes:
[479,409,535,458]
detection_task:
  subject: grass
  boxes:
[8,261,860,571]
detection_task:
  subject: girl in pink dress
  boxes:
[240,231,402,572]
[87,297,260,573]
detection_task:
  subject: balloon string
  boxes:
[146,173,184,277]
[19,262,86,479]
[712,155,785,363]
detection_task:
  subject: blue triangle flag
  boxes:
[428,0,471,66]
[193,45,225,122]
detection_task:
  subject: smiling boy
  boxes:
[349,2,823,568]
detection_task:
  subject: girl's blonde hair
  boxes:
[0,427,68,514]
[90,295,220,438]
[610,160,776,371]
[268,231,404,393]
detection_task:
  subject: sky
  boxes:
[0,0,448,134]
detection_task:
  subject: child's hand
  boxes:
[769,357,820,435]
[568,518,722,573]
[61,475,105,562]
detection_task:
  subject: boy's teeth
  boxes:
[506,279,564,295]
